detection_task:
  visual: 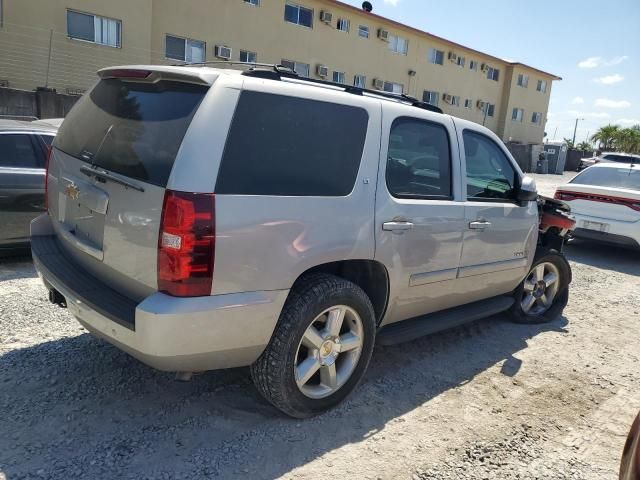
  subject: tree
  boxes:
[576,141,593,152]
[562,137,575,149]
[613,127,640,154]
[590,125,620,150]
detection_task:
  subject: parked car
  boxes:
[0,119,57,254]
[555,163,640,249]
[621,411,640,480]
[578,152,640,171]
[31,65,573,417]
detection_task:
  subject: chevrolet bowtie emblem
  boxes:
[64,183,80,200]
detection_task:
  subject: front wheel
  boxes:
[250,274,376,418]
[508,249,571,324]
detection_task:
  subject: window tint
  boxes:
[602,154,639,163]
[39,134,55,146]
[464,130,517,201]
[386,118,452,199]
[0,134,40,168]
[54,79,208,187]
[216,91,368,196]
[571,167,640,190]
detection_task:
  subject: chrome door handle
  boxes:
[383,221,414,231]
[469,221,492,230]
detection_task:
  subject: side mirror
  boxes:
[517,176,538,202]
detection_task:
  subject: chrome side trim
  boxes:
[409,267,458,287]
[458,258,528,278]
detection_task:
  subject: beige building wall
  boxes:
[0,0,559,144]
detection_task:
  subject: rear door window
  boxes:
[386,117,452,199]
[215,91,368,196]
[54,79,208,187]
[0,134,41,168]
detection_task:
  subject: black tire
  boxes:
[508,248,572,324]
[250,274,376,418]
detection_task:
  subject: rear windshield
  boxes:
[602,154,640,163]
[216,91,368,196]
[54,78,208,187]
[571,167,640,190]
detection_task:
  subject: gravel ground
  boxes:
[1,172,639,480]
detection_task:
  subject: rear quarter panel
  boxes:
[205,79,383,294]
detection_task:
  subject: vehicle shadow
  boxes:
[0,312,568,479]
[565,240,640,275]
[0,255,37,281]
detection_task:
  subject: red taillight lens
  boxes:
[554,191,576,201]
[44,146,52,212]
[158,190,215,297]
[105,69,152,79]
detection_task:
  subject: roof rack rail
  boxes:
[173,61,443,114]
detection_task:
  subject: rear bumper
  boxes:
[570,212,640,248]
[31,214,288,371]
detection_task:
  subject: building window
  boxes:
[244,0,260,5]
[0,0,4,28]
[384,81,403,94]
[423,90,439,106]
[486,104,495,117]
[464,99,472,109]
[531,112,542,125]
[451,95,461,107]
[333,71,345,84]
[455,56,466,68]
[353,74,366,88]
[67,10,121,47]
[517,74,529,88]
[166,35,205,63]
[486,67,499,81]
[358,25,369,38]
[281,59,310,77]
[428,48,444,65]
[284,3,313,28]
[337,18,350,32]
[240,50,257,63]
[537,79,547,93]
[511,108,524,122]
[469,60,478,71]
[388,35,408,55]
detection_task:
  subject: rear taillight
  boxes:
[44,146,52,212]
[555,190,640,212]
[554,191,576,201]
[158,190,215,297]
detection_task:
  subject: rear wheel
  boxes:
[508,249,571,324]
[250,274,376,418]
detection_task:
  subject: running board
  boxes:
[376,295,514,346]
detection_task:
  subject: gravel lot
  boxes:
[1,172,639,480]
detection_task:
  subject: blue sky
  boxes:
[342,0,640,144]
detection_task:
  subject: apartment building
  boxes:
[0,0,561,144]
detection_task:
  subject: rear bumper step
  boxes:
[31,234,137,330]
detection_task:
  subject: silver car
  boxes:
[31,65,571,417]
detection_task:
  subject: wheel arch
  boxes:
[291,260,390,326]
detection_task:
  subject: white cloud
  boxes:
[568,110,611,119]
[594,74,624,85]
[594,98,631,109]
[571,96,585,105]
[383,0,400,5]
[577,55,629,68]
[616,118,640,126]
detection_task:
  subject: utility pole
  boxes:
[482,102,489,126]
[572,118,584,146]
[45,29,53,88]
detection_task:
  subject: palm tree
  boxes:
[613,127,640,154]
[590,125,620,150]
[576,141,593,152]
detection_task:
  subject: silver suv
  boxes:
[31,65,571,417]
